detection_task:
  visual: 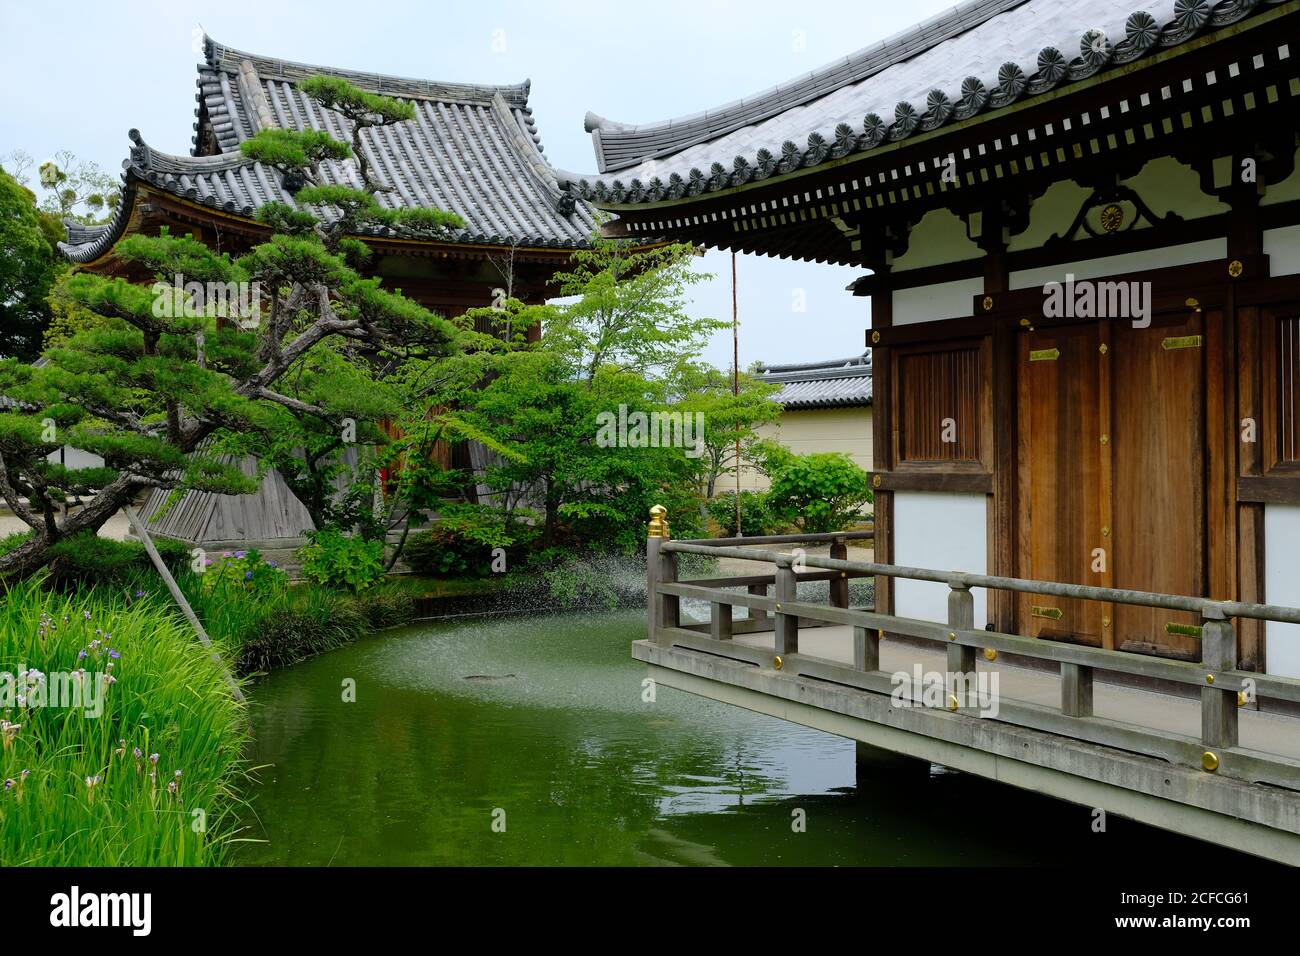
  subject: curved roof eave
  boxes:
[562,0,1291,207]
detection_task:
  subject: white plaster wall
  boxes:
[46,447,104,469]
[1008,179,1091,253]
[1122,157,1228,222]
[1265,504,1300,679]
[891,208,982,273]
[1261,145,1300,207]
[893,491,987,628]
[892,277,983,325]
[1010,238,1226,289]
[737,407,873,492]
[1263,225,1300,277]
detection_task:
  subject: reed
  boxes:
[0,577,248,866]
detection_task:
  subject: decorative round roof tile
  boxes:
[889,100,920,140]
[1163,0,1212,45]
[778,140,802,172]
[920,89,953,131]
[1121,10,1160,55]
[1037,46,1068,84]
[862,112,888,148]
[805,132,830,165]
[952,76,989,120]
[832,122,857,157]
[988,61,1027,108]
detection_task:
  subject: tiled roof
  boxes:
[61,36,595,262]
[757,352,873,409]
[562,0,1289,204]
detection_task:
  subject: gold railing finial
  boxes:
[648,505,669,539]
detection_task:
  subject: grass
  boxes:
[0,576,248,866]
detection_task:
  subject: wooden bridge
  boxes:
[640,510,1300,864]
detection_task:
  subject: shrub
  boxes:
[403,504,537,578]
[198,549,286,594]
[298,529,385,592]
[765,452,873,534]
[43,533,190,590]
[0,578,248,866]
[706,491,780,538]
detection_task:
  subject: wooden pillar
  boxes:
[830,536,849,609]
[982,200,1016,635]
[774,558,799,655]
[1060,663,1094,718]
[870,265,894,617]
[748,583,770,624]
[947,583,976,707]
[853,625,878,672]
[710,601,733,641]
[646,534,664,643]
[646,507,677,645]
[1201,609,1239,750]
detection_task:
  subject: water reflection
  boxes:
[236,610,1259,867]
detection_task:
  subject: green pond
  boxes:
[236,610,1255,866]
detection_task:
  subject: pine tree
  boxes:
[0,76,463,580]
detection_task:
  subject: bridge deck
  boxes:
[725,623,1300,761]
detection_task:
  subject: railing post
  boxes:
[774,555,798,655]
[853,625,878,672]
[1060,663,1094,718]
[710,601,733,641]
[748,584,770,624]
[830,535,849,609]
[647,506,677,645]
[947,582,976,708]
[1201,607,1239,752]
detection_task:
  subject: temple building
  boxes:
[738,353,874,491]
[565,0,1300,677]
[59,37,596,558]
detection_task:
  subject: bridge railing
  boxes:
[643,508,1300,792]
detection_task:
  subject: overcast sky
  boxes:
[0,0,957,370]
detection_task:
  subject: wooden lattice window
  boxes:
[894,343,985,465]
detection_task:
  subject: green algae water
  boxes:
[236,610,1254,866]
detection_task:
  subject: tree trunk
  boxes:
[0,477,142,581]
[542,476,559,547]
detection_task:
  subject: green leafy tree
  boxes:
[545,234,722,382]
[764,449,873,534]
[0,170,57,361]
[3,149,122,224]
[459,239,725,551]
[670,360,781,500]
[0,75,462,581]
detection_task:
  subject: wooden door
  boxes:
[1017,322,1108,646]
[1110,311,1207,659]
[1017,311,1209,657]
